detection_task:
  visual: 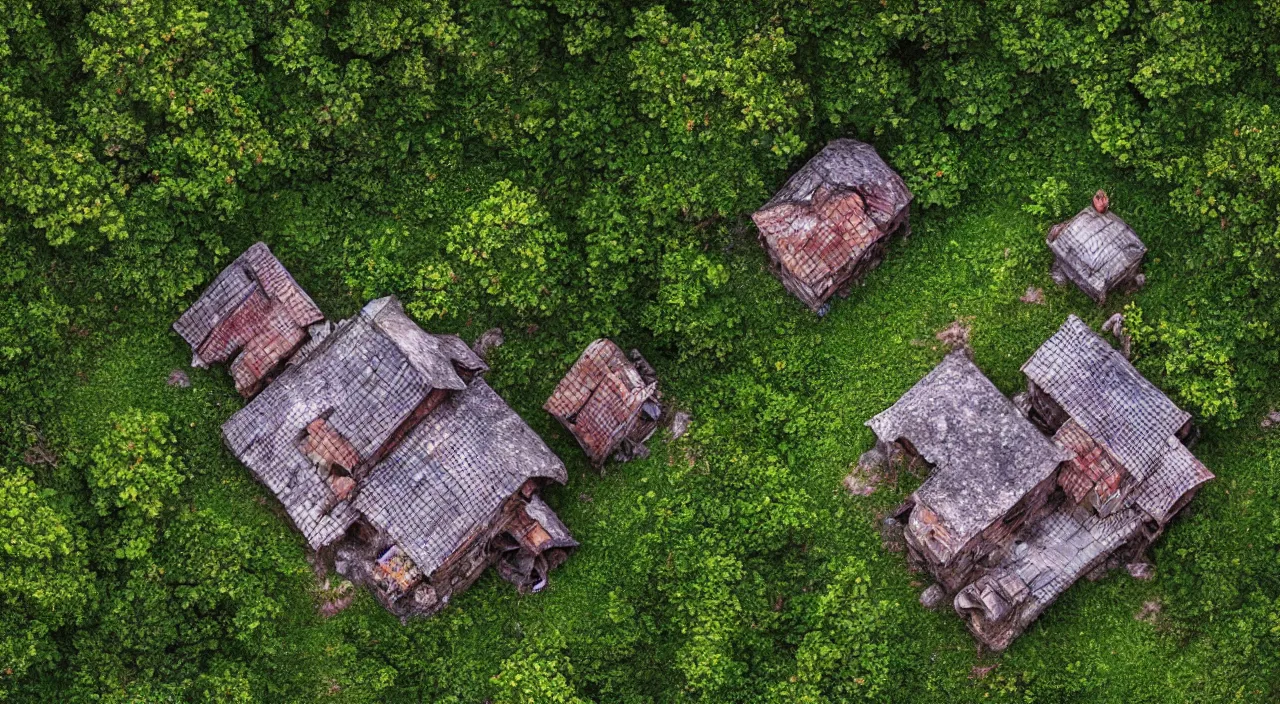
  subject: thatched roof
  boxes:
[867,352,1070,561]
[752,139,912,311]
[222,295,562,554]
[354,378,568,576]
[172,242,324,396]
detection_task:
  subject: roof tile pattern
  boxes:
[222,296,519,551]
[173,242,324,396]
[355,379,567,576]
[753,139,912,312]
[1023,315,1190,482]
[545,339,658,464]
[1049,207,1146,299]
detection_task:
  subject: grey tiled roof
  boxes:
[221,296,520,551]
[1049,207,1146,294]
[355,379,568,575]
[1022,315,1190,482]
[867,352,1070,550]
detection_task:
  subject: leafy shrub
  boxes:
[87,410,186,560]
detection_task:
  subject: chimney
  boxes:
[1093,190,1109,214]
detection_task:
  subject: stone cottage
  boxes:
[176,244,575,618]
[752,139,913,314]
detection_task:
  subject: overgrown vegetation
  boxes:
[4,0,1280,700]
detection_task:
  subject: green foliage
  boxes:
[4,0,1280,699]
[0,467,93,694]
[411,181,569,322]
[770,558,906,702]
[88,410,186,560]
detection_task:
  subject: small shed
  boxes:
[752,139,913,314]
[173,242,324,397]
[544,339,662,466]
[1047,191,1146,304]
[867,352,1070,593]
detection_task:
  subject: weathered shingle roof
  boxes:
[752,139,912,312]
[354,378,567,576]
[545,339,657,464]
[172,242,324,395]
[1022,315,1189,482]
[222,296,504,550]
[867,353,1070,554]
[956,503,1144,650]
[1049,207,1146,295]
[1129,442,1213,524]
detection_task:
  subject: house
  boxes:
[1047,190,1146,304]
[176,245,575,617]
[545,339,662,466]
[867,352,1071,594]
[872,316,1212,651]
[752,139,913,314]
[172,242,324,397]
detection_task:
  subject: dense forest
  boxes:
[4,0,1280,700]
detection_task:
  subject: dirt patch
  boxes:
[1020,286,1045,305]
[935,318,973,351]
[167,369,191,387]
[1134,599,1162,624]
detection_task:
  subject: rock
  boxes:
[167,369,191,388]
[1019,286,1045,305]
[920,584,947,610]
[471,328,504,361]
[1102,313,1132,359]
[670,411,692,440]
[1126,562,1155,581]
[1261,411,1280,429]
[843,455,883,497]
[1134,273,1146,290]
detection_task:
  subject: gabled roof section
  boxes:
[867,353,1070,552]
[364,297,487,391]
[1022,315,1190,482]
[545,339,657,464]
[757,139,912,230]
[172,242,324,395]
[1049,207,1146,292]
[354,379,567,576]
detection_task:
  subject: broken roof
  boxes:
[354,378,568,576]
[172,242,324,395]
[1048,206,1146,294]
[1022,315,1189,482]
[221,296,499,550]
[867,352,1070,553]
[545,339,657,464]
[752,139,913,312]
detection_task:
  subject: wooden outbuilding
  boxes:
[1047,190,1146,304]
[545,339,662,466]
[872,316,1212,651]
[176,245,575,618]
[752,139,913,314]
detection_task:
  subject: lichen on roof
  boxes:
[866,352,1070,549]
